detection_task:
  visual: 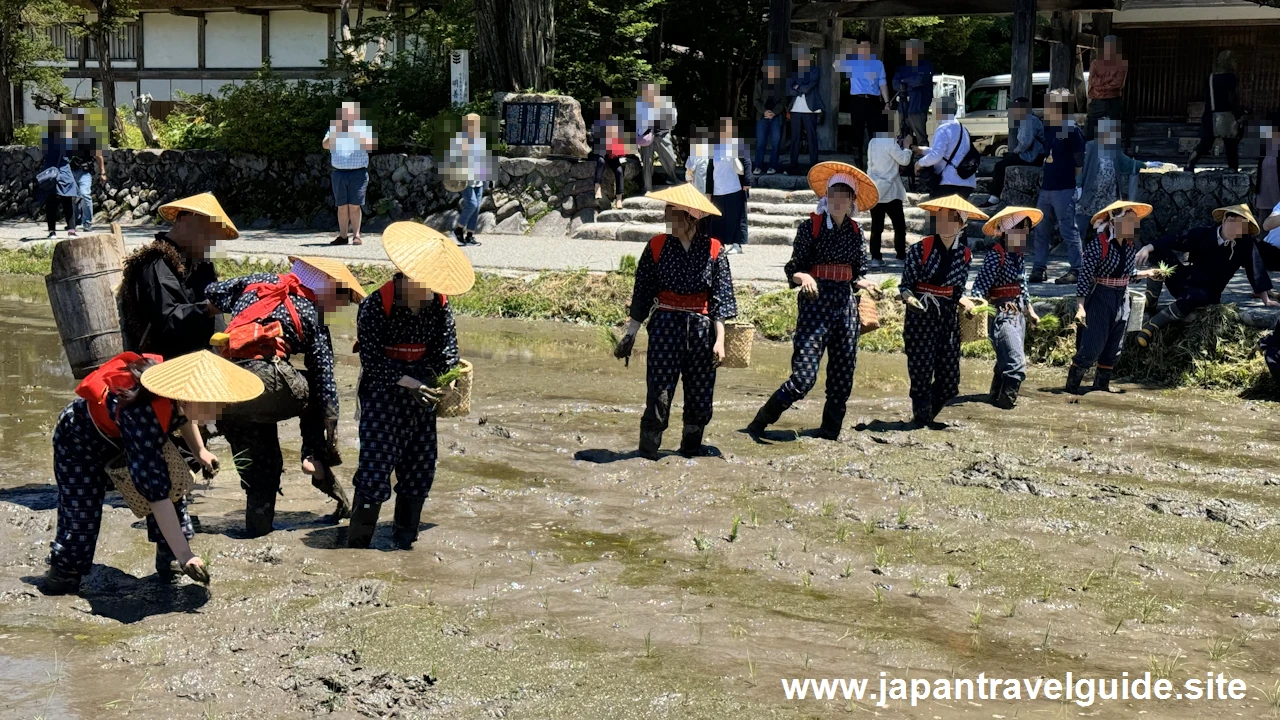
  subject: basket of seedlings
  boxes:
[722,321,755,368]
[105,439,195,518]
[435,360,473,418]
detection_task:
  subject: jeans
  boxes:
[869,200,906,259]
[458,184,483,231]
[754,116,783,171]
[790,112,820,170]
[1033,188,1081,272]
[640,130,680,193]
[72,168,93,229]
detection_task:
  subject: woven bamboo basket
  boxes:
[959,307,990,344]
[436,360,474,417]
[858,294,881,334]
[722,321,754,368]
[105,440,195,518]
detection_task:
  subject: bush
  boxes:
[13,125,42,147]
[201,70,343,156]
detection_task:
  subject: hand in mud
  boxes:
[197,449,219,479]
[615,333,636,367]
[1074,306,1088,327]
[183,557,210,585]
[414,384,444,408]
[905,296,926,314]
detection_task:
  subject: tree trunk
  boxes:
[98,24,119,145]
[0,24,13,146]
[767,0,791,58]
[133,92,158,147]
[474,0,554,92]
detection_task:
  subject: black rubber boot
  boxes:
[988,373,1002,405]
[311,467,353,521]
[155,543,180,584]
[746,395,789,436]
[1065,364,1087,395]
[678,424,707,457]
[41,565,82,596]
[1144,278,1165,312]
[638,427,664,460]
[816,402,846,440]
[347,497,382,549]
[244,492,277,539]
[994,378,1020,409]
[1094,368,1123,393]
[1136,305,1181,348]
[391,495,426,550]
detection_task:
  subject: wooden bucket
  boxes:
[858,294,880,334]
[437,360,473,417]
[105,440,194,518]
[722,321,754,368]
[959,307,989,344]
[45,227,127,378]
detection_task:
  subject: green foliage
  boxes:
[200,69,343,156]
[548,0,665,104]
[152,96,224,150]
[13,125,42,147]
[1,0,82,138]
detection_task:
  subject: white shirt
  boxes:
[712,141,743,196]
[636,97,678,136]
[791,95,813,113]
[916,117,977,189]
[866,137,913,204]
[324,120,373,169]
[1263,202,1280,248]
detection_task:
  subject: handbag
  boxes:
[1209,73,1240,140]
[36,166,58,192]
[923,125,980,193]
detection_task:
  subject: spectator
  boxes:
[323,101,376,246]
[914,95,976,201]
[892,39,933,146]
[37,113,77,239]
[1086,36,1128,140]
[1186,50,1242,172]
[685,126,712,193]
[1251,115,1280,302]
[753,56,787,175]
[69,109,105,232]
[445,113,494,247]
[1076,118,1149,248]
[1030,90,1086,285]
[787,46,825,175]
[836,37,889,168]
[708,117,752,256]
[636,81,680,193]
[866,112,913,266]
[1254,114,1280,216]
[590,97,627,210]
[988,97,1045,200]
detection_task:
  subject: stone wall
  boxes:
[0,146,638,236]
[1001,165,1253,242]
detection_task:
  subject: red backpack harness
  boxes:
[220,273,315,360]
[650,234,723,314]
[804,213,858,282]
[985,243,1022,300]
[915,235,971,299]
[75,352,174,439]
[359,280,448,362]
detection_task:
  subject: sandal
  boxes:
[352,236,363,245]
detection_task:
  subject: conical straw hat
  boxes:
[141,350,265,403]
[381,222,476,295]
[1090,200,1153,226]
[918,194,989,221]
[807,162,879,212]
[645,184,722,219]
[1212,203,1260,236]
[981,206,1043,236]
[289,256,368,300]
[157,192,239,240]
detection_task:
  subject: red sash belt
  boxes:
[1095,276,1129,288]
[656,290,710,314]
[384,344,427,362]
[810,264,854,282]
[988,284,1022,300]
[915,283,957,299]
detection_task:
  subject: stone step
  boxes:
[570,221,942,247]
[596,207,929,232]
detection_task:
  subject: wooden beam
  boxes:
[1011,0,1036,105]
[234,6,270,15]
[1036,27,1098,48]
[197,13,206,70]
[793,0,1116,21]
[789,28,825,46]
[71,67,338,82]
[261,11,270,65]
[326,9,335,65]
[136,12,145,69]
[168,7,203,17]
[1091,10,1112,43]
[1048,11,1075,93]
[769,0,793,57]
[301,5,331,13]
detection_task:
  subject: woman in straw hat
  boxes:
[348,222,473,549]
[42,351,263,595]
[1134,203,1273,348]
[1064,201,1156,394]
[748,162,883,439]
[614,184,738,458]
[899,195,988,426]
[205,257,367,536]
[971,206,1043,409]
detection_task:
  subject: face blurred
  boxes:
[314,283,353,314]
[1044,103,1065,125]
[906,44,921,63]
[826,187,855,221]
[1114,211,1140,239]
[1103,39,1117,59]
[642,83,657,102]
[1005,223,1030,251]
[857,41,871,58]
[170,213,220,259]
[401,275,435,308]
[665,206,698,238]
[1011,106,1028,122]
[765,63,780,80]
[466,115,481,137]
[796,52,810,68]
[599,99,613,116]
[719,118,735,141]
[1222,214,1248,241]
[936,210,965,238]
[182,401,224,425]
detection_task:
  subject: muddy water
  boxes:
[2,278,1279,719]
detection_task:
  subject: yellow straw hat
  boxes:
[288,256,369,300]
[1089,200,1153,226]
[157,192,240,240]
[1212,203,1260,235]
[981,206,1043,236]
[645,184,722,219]
[807,161,879,212]
[918,194,989,221]
[140,350,265,404]
[381,222,476,295]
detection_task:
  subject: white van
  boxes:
[959,71,1089,155]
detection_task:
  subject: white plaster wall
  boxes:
[207,12,262,68]
[172,79,203,99]
[202,79,244,96]
[333,9,396,61]
[144,13,199,68]
[140,79,171,102]
[269,11,328,67]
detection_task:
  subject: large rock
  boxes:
[492,211,529,235]
[1001,165,1042,207]
[530,210,571,236]
[493,92,591,159]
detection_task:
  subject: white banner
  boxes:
[450,49,469,106]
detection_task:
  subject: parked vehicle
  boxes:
[959,71,1090,155]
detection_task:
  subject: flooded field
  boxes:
[1,275,1279,719]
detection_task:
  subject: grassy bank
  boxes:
[2,246,1272,393]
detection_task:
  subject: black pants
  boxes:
[45,194,74,233]
[591,152,624,195]
[990,155,1041,198]
[870,200,906,260]
[848,95,881,167]
[1195,123,1240,170]
[790,112,820,170]
[1253,240,1280,294]
[711,190,748,246]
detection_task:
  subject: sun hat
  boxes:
[157,192,239,240]
[646,184,722,219]
[289,256,369,300]
[807,162,879,212]
[1089,200,1153,226]
[919,194,989,221]
[1212,204,1260,235]
[140,350,265,403]
[381,222,477,295]
[982,206,1043,236]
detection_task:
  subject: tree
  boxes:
[85,0,137,145]
[548,0,664,104]
[0,0,79,144]
[474,0,554,92]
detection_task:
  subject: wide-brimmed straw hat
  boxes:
[381,222,476,295]
[140,350,265,403]
[288,256,368,300]
[982,206,1043,236]
[1090,200,1153,226]
[646,184,722,219]
[1213,203,1260,235]
[918,194,989,221]
[808,162,879,212]
[157,192,239,240]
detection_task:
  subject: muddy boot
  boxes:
[815,402,845,440]
[1136,305,1181,348]
[988,373,1002,405]
[41,564,82,596]
[1065,364,1087,395]
[155,543,180,584]
[244,492,277,539]
[994,378,1020,409]
[347,497,382,549]
[678,424,707,457]
[311,467,353,521]
[1143,278,1165,313]
[638,427,664,460]
[747,396,789,436]
[391,495,426,550]
[1094,368,1123,394]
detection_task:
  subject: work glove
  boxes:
[615,333,636,367]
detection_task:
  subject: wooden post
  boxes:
[1011,0,1036,112]
[1048,12,1072,92]
[866,18,885,59]
[1091,11,1112,47]
[197,13,207,69]
[136,12,145,69]
[768,0,792,58]
[817,17,843,153]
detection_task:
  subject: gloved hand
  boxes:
[414,384,445,408]
[615,333,636,367]
[905,296,926,314]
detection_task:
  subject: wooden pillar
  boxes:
[816,17,843,153]
[866,18,885,59]
[1011,0,1036,108]
[197,13,207,70]
[1091,11,1112,46]
[136,13,145,70]
[768,0,792,57]
[262,13,270,64]
[1048,12,1072,91]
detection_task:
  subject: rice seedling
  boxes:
[905,533,918,557]
[1148,649,1184,680]
[1080,569,1098,592]
[749,507,760,527]
[1152,261,1176,280]
[433,365,465,388]
[1041,621,1053,652]
[644,630,656,658]
[693,534,712,552]
[862,518,876,536]
[727,516,741,543]
[1040,581,1056,602]
[840,560,853,579]
[946,570,961,588]
[1207,635,1237,662]
[874,545,889,569]
[870,584,884,608]
[598,326,622,354]
[835,523,852,543]
[746,649,757,686]
[1138,594,1162,624]
[1109,551,1122,579]
[1005,599,1018,618]
[802,653,812,670]
[879,276,900,292]
[969,602,983,629]
[1262,680,1280,710]
[767,540,780,562]
[1111,618,1124,635]
[801,571,812,588]
[896,506,910,527]
[910,577,923,597]
[801,535,811,553]
[821,498,837,517]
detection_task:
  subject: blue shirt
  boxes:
[891,60,934,115]
[839,56,886,97]
[1041,123,1085,192]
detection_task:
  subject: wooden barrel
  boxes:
[44,228,127,378]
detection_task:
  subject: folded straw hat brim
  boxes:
[1089,200,1153,226]
[981,206,1043,236]
[645,184,722,218]
[157,192,240,240]
[918,194,990,221]
[807,162,879,212]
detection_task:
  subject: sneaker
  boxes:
[723,243,744,255]
[781,169,790,176]
[868,258,885,269]
[767,168,777,175]
[752,167,762,176]
[1029,268,1048,283]
[1054,271,1078,285]
[47,231,57,239]
[464,233,481,247]
[452,226,466,246]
